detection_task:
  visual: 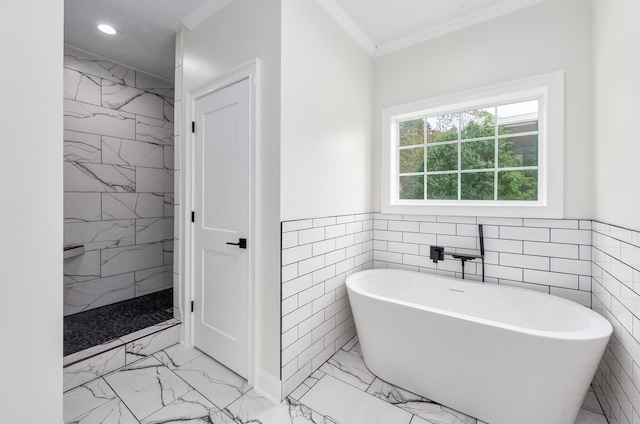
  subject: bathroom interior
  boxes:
[3,0,639,423]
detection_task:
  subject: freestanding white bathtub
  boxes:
[346,269,612,424]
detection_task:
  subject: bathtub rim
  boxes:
[346,269,612,342]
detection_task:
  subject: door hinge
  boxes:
[191,301,194,313]
[191,211,195,223]
[192,121,195,133]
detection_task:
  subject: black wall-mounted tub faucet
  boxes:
[428,224,485,281]
[430,246,445,263]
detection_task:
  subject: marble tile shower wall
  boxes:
[63,46,175,316]
[280,214,373,398]
[372,214,594,306]
[591,222,640,424]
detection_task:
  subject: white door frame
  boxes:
[183,59,260,387]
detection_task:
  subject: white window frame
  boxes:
[381,71,564,218]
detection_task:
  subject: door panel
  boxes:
[202,104,239,232]
[202,250,238,338]
[193,78,249,378]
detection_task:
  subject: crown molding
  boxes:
[182,0,544,56]
[315,0,377,55]
[182,0,234,30]
[374,0,545,57]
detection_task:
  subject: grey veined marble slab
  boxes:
[171,353,251,410]
[224,390,336,424]
[300,375,413,424]
[64,162,136,193]
[62,340,607,424]
[63,68,101,106]
[65,192,102,223]
[136,115,174,145]
[102,80,164,120]
[366,378,476,424]
[65,46,135,86]
[141,390,235,424]
[318,346,375,391]
[100,242,164,277]
[104,356,191,421]
[64,250,101,284]
[134,265,173,297]
[135,72,174,99]
[64,130,102,163]
[102,136,164,168]
[68,399,138,424]
[64,99,136,140]
[64,273,135,316]
[136,168,174,193]
[64,220,135,251]
[136,217,174,244]
[102,193,165,220]
[63,346,125,392]
[64,378,118,422]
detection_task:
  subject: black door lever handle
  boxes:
[226,238,247,249]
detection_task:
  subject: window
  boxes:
[382,72,564,218]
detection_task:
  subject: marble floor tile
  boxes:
[172,353,250,409]
[119,318,180,345]
[64,339,122,367]
[123,321,181,364]
[348,342,362,356]
[366,378,475,424]
[575,408,608,424]
[580,389,604,415]
[318,347,375,391]
[104,356,191,421]
[64,378,118,423]
[63,346,125,392]
[140,390,235,424]
[224,390,332,424]
[62,340,608,424]
[288,370,324,401]
[68,398,139,424]
[153,343,205,371]
[341,336,359,352]
[300,374,413,424]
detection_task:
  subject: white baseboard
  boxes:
[253,368,282,403]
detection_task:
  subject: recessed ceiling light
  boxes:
[97,24,118,35]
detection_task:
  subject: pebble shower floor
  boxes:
[64,289,173,356]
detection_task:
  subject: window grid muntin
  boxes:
[397,100,540,202]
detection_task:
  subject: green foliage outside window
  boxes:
[398,107,538,201]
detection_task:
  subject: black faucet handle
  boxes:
[430,246,445,263]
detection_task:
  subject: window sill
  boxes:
[381,200,563,219]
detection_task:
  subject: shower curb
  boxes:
[63,319,181,392]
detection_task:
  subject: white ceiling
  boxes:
[64,0,207,81]
[64,0,543,82]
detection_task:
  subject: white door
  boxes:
[192,78,250,378]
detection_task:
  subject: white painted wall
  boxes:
[181,0,282,377]
[593,0,640,232]
[0,0,63,421]
[372,0,593,219]
[280,0,373,221]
